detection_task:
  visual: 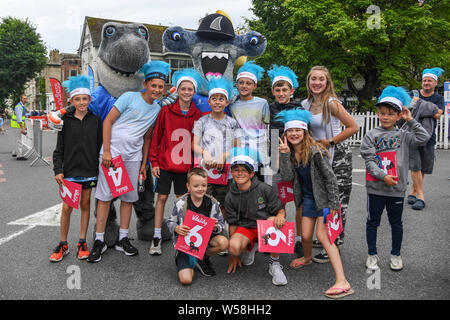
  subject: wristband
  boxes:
[329,139,335,146]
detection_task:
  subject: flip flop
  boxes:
[290,258,312,269]
[325,287,355,299]
[407,195,417,205]
[412,199,425,210]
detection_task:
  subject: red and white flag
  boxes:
[257,220,295,254]
[101,155,134,198]
[175,210,216,260]
[59,180,82,209]
[49,78,64,110]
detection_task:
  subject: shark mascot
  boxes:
[162,11,267,114]
[49,22,171,247]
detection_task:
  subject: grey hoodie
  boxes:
[360,119,429,197]
[225,176,283,229]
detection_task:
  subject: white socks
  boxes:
[154,228,161,239]
[119,228,128,241]
[95,232,104,242]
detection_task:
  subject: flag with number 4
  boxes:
[175,210,216,260]
[101,155,134,198]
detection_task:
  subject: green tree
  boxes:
[248,0,450,110]
[0,16,47,104]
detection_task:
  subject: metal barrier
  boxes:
[21,119,35,159]
[347,111,449,149]
[21,118,50,166]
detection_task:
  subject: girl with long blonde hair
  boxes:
[301,66,359,261]
[277,108,353,299]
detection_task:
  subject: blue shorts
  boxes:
[301,195,323,218]
[175,251,197,271]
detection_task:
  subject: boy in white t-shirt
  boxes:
[229,61,270,182]
[87,61,170,263]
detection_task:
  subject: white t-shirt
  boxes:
[192,114,242,161]
[100,91,161,162]
[229,97,270,164]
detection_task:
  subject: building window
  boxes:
[70,70,78,77]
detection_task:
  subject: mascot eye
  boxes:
[138,27,148,39]
[250,36,260,46]
[105,26,117,37]
[171,31,181,41]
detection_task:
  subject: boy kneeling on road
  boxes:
[167,167,228,285]
[225,147,288,286]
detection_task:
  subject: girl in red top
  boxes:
[149,68,205,255]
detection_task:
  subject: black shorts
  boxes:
[155,169,188,195]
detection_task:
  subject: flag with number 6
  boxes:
[175,210,216,260]
[257,220,295,254]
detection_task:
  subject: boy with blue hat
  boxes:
[225,146,288,286]
[229,61,271,182]
[88,61,170,263]
[360,86,429,272]
[268,65,303,138]
[192,77,242,215]
[51,75,103,262]
[407,67,445,210]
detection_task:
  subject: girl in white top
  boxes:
[301,66,358,257]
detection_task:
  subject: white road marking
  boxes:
[0,203,62,246]
[0,225,36,246]
[352,169,366,173]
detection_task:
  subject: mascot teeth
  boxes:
[201,52,229,60]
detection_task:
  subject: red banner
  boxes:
[49,78,64,110]
[30,116,48,128]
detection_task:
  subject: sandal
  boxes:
[325,287,355,299]
[290,258,312,269]
[407,195,417,205]
[412,199,425,210]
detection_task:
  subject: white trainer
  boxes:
[390,255,403,271]
[269,262,287,286]
[240,243,257,266]
[149,237,162,256]
[366,254,380,270]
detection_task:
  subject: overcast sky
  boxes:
[1,0,255,53]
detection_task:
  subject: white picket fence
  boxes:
[347,112,450,149]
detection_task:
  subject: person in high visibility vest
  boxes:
[11,94,28,160]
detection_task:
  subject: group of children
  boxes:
[49,58,433,299]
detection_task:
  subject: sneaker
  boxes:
[366,254,380,270]
[87,240,107,263]
[196,256,216,276]
[313,249,330,263]
[269,262,287,286]
[49,243,69,262]
[390,255,403,271]
[149,237,162,256]
[312,239,322,248]
[77,242,89,260]
[294,241,304,258]
[115,237,139,256]
[241,243,258,266]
